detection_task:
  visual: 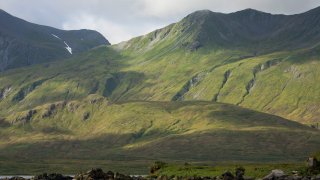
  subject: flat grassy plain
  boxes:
[155,163,305,178]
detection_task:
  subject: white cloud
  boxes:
[62,14,133,44]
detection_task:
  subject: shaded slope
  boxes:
[0,97,319,174]
[0,9,109,71]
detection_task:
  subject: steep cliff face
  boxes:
[0,9,110,71]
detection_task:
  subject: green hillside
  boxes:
[0,96,319,174]
[0,7,320,174]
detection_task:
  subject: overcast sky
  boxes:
[1,0,320,44]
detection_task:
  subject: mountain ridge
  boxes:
[0,9,109,71]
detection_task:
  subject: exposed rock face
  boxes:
[42,102,66,118]
[13,109,37,124]
[0,10,109,71]
[83,112,90,121]
[0,86,12,100]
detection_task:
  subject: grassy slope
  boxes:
[2,10,320,124]
[1,8,320,174]
[0,95,319,174]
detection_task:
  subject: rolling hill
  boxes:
[1,96,319,174]
[0,6,320,174]
[0,9,109,71]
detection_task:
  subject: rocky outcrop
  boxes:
[83,112,90,121]
[213,70,232,102]
[13,109,37,124]
[0,86,12,100]
[12,79,47,102]
[42,102,66,118]
[172,72,206,101]
[237,59,282,105]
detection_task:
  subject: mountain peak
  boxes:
[185,9,215,20]
[232,8,271,16]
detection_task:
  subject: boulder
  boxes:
[235,167,245,180]
[222,171,234,180]
[263,169,286,180]
[307,157,319,169]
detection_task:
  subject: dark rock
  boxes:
[14,109,37,124]
[307,157,319,169]
[74,168,136,180]
[150,161,167,174]
[83,112,90,121]
[222,171,234,180]
[235,167,245,180]
[33,173,72,180]
[42,104,56,118]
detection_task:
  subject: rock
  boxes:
[74,168,137,180]
[42,104,56,118]
[263,169,286,180]
[222,171,234,180]
[311,174,320,180]
[14,109,37,124]
[235,167,245,180]
[188,41,202,51]
[0,86,12,100]
[83,112,90,121]
[86,168,105,179]
[150,161,167,174]
[157,175,168,180]
[307,157,319,169]
[33,173,72,180]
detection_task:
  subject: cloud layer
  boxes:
[1,0,320,43]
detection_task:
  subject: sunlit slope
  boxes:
[1,45,320,124]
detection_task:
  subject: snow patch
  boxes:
[64,41,73,54]
[51,34,61,40]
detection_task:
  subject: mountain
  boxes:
[1,7,320,174]
[113,7,320,123]
[0,9,109,71]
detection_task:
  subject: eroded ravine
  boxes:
[237,59,283,105]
